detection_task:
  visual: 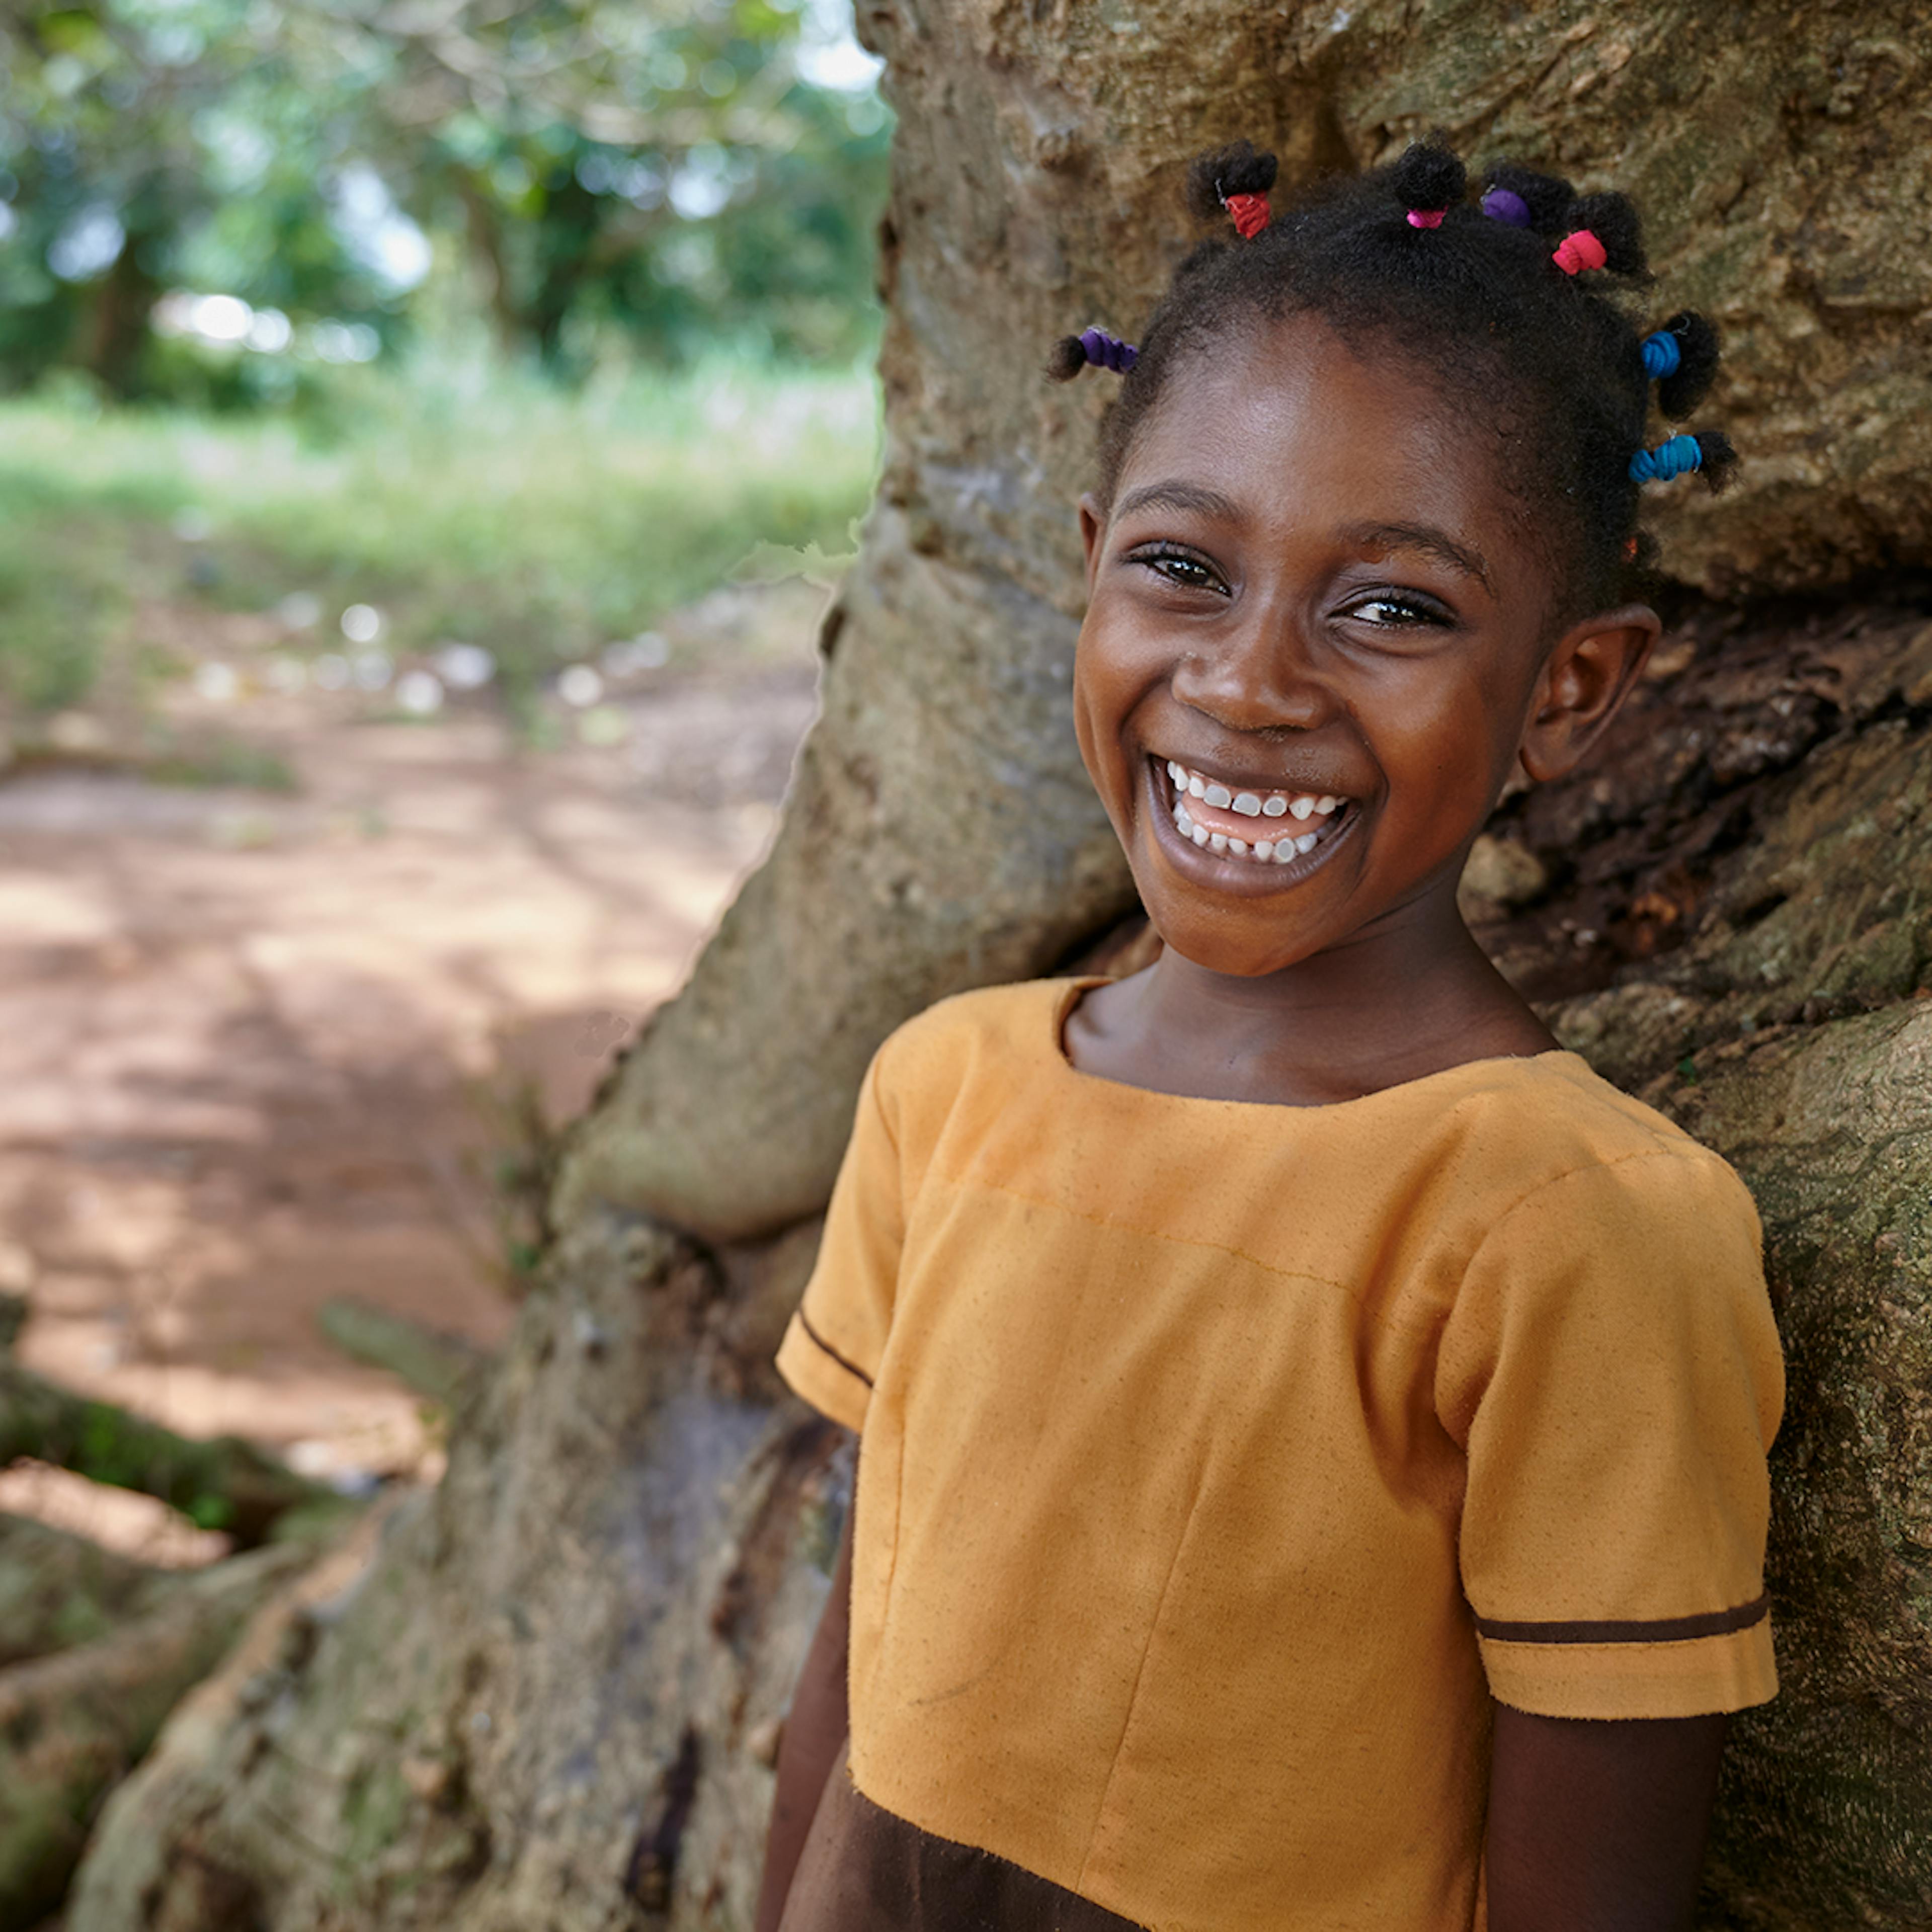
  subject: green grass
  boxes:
[0,351,880,725]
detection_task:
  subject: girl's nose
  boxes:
[1170,612,1333,735]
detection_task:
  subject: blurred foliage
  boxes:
[0,350,877,722]
[0,0,891,394]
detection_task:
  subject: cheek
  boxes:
[1071,624,1146,789]
[1373,663,1530,816]
[1070,635,1106,782]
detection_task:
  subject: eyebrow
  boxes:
[1113,479,1245,524]
[1110,490,1496,595]
[1341,521,1494,594]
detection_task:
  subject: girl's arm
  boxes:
[1485,1707,1728,1932]
[752,1487,855,1932]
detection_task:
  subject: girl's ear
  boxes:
[1079,495,1108,594]
[1517,605,1661,784]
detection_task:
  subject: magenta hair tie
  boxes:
[1552,229,1608,275]
[1406,208,1445,229]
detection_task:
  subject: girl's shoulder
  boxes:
[1413,1050,1761,1251]
[873,975,1092,1079]
[1436,1048,1728,1168]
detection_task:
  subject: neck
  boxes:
[1089,884,1556,1107]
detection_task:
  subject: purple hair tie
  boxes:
[1079,327,1138,373]
[1481,187,1533,226]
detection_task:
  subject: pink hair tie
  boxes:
[1405,208,1445,230]
[1552,228,1608,275]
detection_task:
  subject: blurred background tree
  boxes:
[0,0,890,400]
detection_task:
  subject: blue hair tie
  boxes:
[1640,329,1682,380]
[1629,434,1703,482]
[1480,187,1532,227]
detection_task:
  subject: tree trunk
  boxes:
[70,3,1932,1927]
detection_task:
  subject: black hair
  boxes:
[1049,135,1737,619]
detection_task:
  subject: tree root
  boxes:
[0,1538,315,1928]
[315,1297,487,1408]
[0,1510,181,1671]
[0,1360,346,1550]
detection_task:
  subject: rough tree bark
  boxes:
[65,3,1931,1927]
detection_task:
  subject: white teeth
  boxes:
[1163,761,1351,854]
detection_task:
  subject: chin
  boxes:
[1125,872,1328,981]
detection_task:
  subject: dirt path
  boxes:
[0,581,825,1542]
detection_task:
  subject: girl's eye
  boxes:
[1342,592,1453,629]
[1128,544,1228,594]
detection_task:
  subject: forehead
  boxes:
[1116,313,1526,561]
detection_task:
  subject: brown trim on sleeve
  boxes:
[1473,1592,1769,1646]
[797,1305,874,1389]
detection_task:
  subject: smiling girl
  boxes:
[755,137,1782,1932]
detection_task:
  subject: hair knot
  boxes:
[1648,311,1721,418]
[1185,140,1278,238]
[1045,328,1138,380]
[1552,229,1608,275]
[1389,139,1465,225]
[1481,164,1577,234]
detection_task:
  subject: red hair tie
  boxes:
[1552,229,1608,275]
[1406,208,1445,229]
[1222,191,1270,239]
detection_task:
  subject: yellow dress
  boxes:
[776,977,1783,1932]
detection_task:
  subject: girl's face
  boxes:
[1074,312,1633,982]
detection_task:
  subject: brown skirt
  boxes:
[779,1744,1145,1932]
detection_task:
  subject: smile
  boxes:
[1156,758,1354,867]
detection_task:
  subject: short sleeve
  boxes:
[774,1044,905,1433]
[1433,1148,1785,1720]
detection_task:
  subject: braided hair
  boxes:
[1049,136,1735,619]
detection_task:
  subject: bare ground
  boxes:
[0,579,828,1545]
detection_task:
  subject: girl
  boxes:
[755,136,1782,1932]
